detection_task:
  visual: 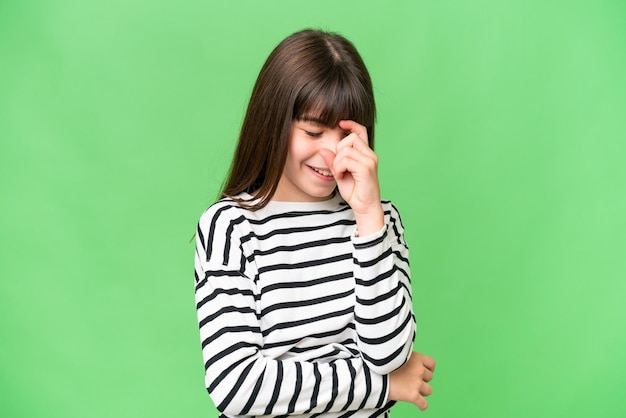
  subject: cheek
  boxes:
[284,147,303,174]
[287,140,312,163]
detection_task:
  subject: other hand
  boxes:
[388,352,436,411]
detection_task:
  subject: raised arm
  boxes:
[318,120,416,375]
[351,202,416,374]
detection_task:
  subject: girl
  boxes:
[194,29,435,418]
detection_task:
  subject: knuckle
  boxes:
[422,383,433,396]
[415,364,426,376]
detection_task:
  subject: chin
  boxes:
[309,188,336,201]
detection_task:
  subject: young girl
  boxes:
[194,29,435,418]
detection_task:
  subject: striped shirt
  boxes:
[194,192,415,418]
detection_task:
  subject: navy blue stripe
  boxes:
[262,306,354,337]
[261,271,353,294]
[257,252,353,275]
[262,324,355,350]
[201,325,260,349]
[306,364,322,413]
[205,341,261,368]
[216,360,255,413]
[207,352,255,391]
[357,365,372,410]
[196,223,205,252]
[205,205,232,262]
[357,310,413,345]
[261,288,354,316]
[355,282,402,307]
[240,366,265,415]
[264,360,284,415]
[344,360,356,410]
[240,218,356,245]
[248,236,351,261]
[223,215,247,264]
[196,287,254,310]
[287,361,303,414]
[355,247,393,268]
[355,266,396,287]
[195,269,243,291]
[244,204,353,225]
[198,305,256,328]
[355,299,407,327]
[362,344,407,369]
[353,229,387,249]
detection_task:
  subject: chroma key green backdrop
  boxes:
[1,1,625,417]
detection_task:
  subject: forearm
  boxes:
[351,205,415,374]
[196,272,388,416]
[203,349,388,416]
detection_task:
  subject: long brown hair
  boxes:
[221,29,376,209]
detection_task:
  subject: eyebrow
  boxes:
[296,115,329,127]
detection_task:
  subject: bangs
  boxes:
[293,70,374,130]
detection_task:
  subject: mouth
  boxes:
[308,165,334,179]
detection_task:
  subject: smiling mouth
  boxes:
[310,166,333,178]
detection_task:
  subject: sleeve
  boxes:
[194,204,390,417]
[351,202,416,375]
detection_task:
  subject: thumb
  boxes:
[318,149,339,178]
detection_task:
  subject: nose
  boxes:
[319,127,346,152]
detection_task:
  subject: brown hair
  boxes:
[221,29,376,209]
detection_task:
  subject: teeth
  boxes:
[313,167,333,177]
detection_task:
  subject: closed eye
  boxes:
[305,130,322,138]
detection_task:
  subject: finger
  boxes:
[420,382,433,397]
[334,145,376,171]
[332,154,375,180]
[422,368,434,383]
[320,148,348,180]
[416,396,429,411]
[414,353,436,372]
[335,137,377,167]
[339,120,369,145]
[339,119,367,137]
[422,355,436,372]
[336,133,375,158]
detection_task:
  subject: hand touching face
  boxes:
[275,118,383,235]
[319,120,381,217]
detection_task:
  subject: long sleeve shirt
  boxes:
[194,193,415,418]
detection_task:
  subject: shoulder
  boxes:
[196,198,255,263]
[196,198,254,251]
[198,198,249,229]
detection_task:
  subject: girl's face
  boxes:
[273,117,348,202]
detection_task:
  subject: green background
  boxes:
[2,1,625,417]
